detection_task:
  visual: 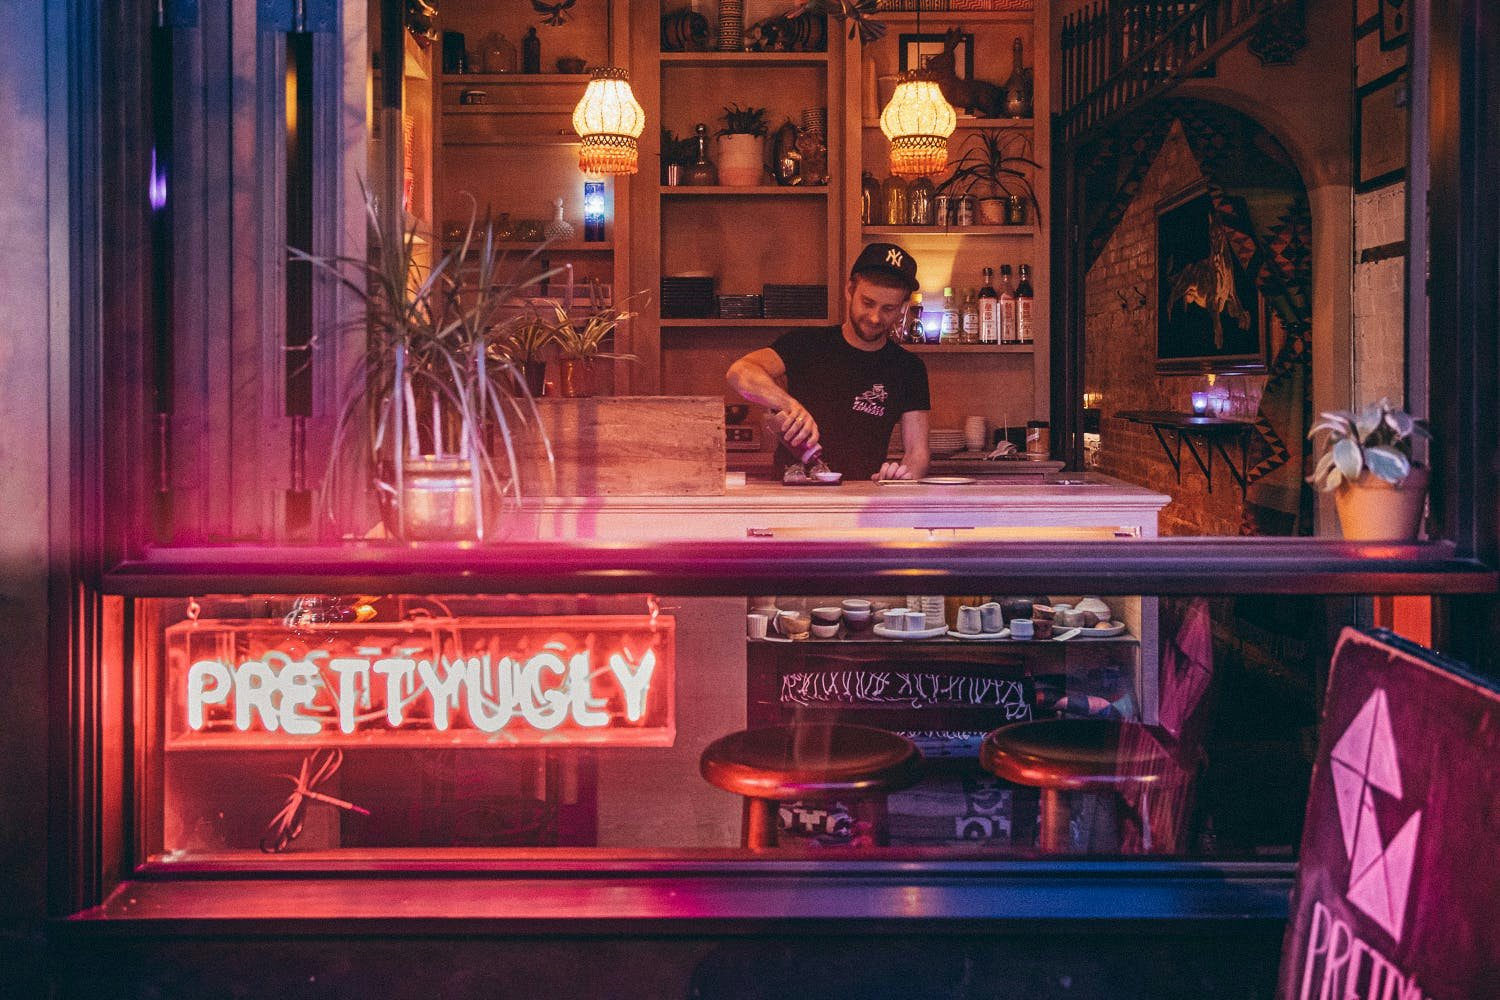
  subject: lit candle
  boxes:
[1191,392,1209,415]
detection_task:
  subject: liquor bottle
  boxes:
[940,286,960,342]
[1016,263,1035,343]
[998,264,1018,344]
[978,267,999,344]
[905,292,926,343]
[961,289,980,344]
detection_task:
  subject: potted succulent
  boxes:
[292,192,555,543]
[546,287,642,398]
[715,103,770,186]
[499,309,556,398]
[1308,398,1431,541]
[937,128,1041,226]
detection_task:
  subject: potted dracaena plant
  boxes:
[292,190,556,543]
[715,103,770,187]
[1308,397,1431,541]
[546,285,643,398]
[937,127,1041,227]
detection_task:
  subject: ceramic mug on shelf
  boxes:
[980,602,1004,633]
[1010,618,1035,639]
[956,605,982,634]
[746,613,769,639]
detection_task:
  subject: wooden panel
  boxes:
[517,396,726,496]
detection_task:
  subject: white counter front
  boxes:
[517,473,1170,540]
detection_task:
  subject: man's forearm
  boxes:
[727,360,793,411]
[904,446,931,480]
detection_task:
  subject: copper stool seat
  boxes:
[980,718,1180,852]
[700,724,923,848]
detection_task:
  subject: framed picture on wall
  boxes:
[1354,67,1408,191]
[898,32,972,78]
[1155,185,1268,375]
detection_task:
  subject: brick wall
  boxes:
[1085,123,1268,537]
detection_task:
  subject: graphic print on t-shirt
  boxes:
[852,384,888,416]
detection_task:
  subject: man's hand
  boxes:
[776,401,820,449]
[872,461,913,482]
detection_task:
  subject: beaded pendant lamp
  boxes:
[572,67,646,175]
[880,69,956,177]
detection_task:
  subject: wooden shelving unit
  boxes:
[848,4,1052,429]
[661,186,830,197]
[863,225,1038,237]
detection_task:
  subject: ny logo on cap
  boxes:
[885,248,904,267]
[1331,688,1423,943]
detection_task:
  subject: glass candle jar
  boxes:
[880,175,909,227]
[906,176,935,225]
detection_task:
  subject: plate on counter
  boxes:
[919,476,977,485]
[1075,620,1128,638]
[873,623,949,640]
[946,628,1011,641]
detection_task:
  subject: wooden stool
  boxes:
[980,718,1180,853]
[699,724,923,848]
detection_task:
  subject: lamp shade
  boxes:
[572,67,646,175]
[879,70,956,177]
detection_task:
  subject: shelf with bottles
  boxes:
[863,225,1036,237]
[903,343,1034,354]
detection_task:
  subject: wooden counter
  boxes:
[517,473,1170,540]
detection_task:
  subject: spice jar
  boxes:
[956,194,976,227]
[906,176,935,225]
[860,171,880,225]
[880,175,909,227]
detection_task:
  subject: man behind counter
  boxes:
[726,242,931,482]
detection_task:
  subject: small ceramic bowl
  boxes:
[811,606,843,625]
[841,598,872,613]
[843,611,872,632]
[810,622,840,639]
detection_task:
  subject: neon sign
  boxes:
[166,615,674,748]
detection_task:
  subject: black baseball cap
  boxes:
[850,242,919,294]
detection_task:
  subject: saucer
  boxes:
[873,623,949,640]
[946,628,1011,641]
[1075,621,1127,638]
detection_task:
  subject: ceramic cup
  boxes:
[843,609,873,632]
[811,606,843,625]
[883,607,910,630]
[956,605,983,634]
[811,622,839,639]
[903,610,927,632]
[1030,617,1054,640]
[746,613,769,639]
[980,602,1004,633]
[1010,618,1035,639]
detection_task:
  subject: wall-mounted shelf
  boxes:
[659,51,829,67]
[443,105,578,115]
[863,225,1038,237]
[1116,411,1256,497]
[663,186,830,197]
[906,343,1034,354]
[660,318,829,329]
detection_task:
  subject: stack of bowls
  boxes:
[810,606,842,639]
[841,598,872,633]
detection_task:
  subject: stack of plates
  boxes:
[763,284,827,318]
[928,428,966,455]
[661,275,716,318]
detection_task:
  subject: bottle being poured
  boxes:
[776,413,841,484]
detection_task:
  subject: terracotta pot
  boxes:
[977,196,1007,225]
[716,134,765,187]
[557,357,596,398]
[1333,466,1429,541]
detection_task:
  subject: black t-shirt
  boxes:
[770,326,930,481]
